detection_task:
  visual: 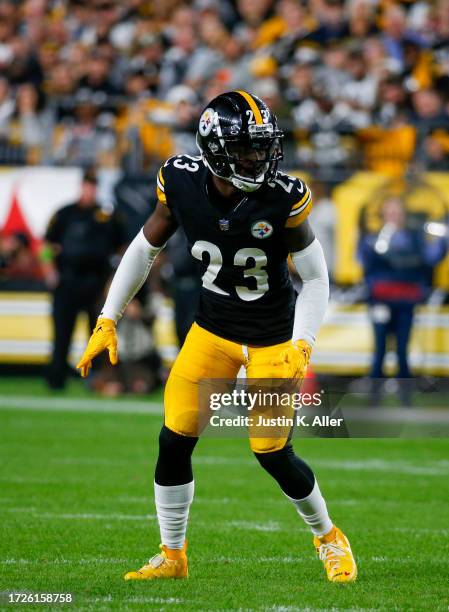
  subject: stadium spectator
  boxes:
[13,83,49,162]
[358,196,448,405]
[234,0,274,47]
[357,116,417,177]
[157,8,199,97]
[43,168,127,389]
[6,36,43,88]
[338,48,378,125]
[411,88,447,127]
[164,85,200,154]
[0,77,14,139]
[422,129,449,169]
[128,33,164,95]
[75,50,122,98]
[374,75,411,126]
[309,0,350,45]
[0,231,43,289]
[348,0,378,40]
[314,42,350,102]
[284,48,318,105]
[411,88,449,168]
[0,0,446,173]
[52,90,118,167]
[381,4,420,71]
[116,94,175,172]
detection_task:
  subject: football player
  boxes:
[77,91,357,583]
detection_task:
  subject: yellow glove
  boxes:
[76,317,118,378]
[271,340,312,380]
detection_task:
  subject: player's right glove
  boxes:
[76,317,118,377]
[271,339,312,380]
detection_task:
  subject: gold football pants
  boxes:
[164,322,294,453]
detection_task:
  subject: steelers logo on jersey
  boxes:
[251,220,273,239]
[199,108,215,136]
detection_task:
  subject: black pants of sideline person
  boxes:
[47,278,104,389]
[370,302,415,379]
[369,302,415,406]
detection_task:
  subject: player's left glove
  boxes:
[271,339,312,380]
[76,317,118,378]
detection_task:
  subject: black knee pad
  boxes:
[254,443,315,499]
[155,425,198,486]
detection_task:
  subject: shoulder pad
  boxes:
[163,154,203,173]
[157,155,204,206]
[268,172,312,227]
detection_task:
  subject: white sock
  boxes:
[285,480,333,537]
[154,481,194,549]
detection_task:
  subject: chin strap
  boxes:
[201,152,265,193]
[231,176,262,192]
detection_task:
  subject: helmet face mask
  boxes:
[196,91,284,192]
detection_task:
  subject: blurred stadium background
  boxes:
[0,0,449,391]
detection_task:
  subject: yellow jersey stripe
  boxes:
[235,90,263,125]
[158,167,165,186]
[285,198,312,228]
[289,192,311,217]
[290,187,311,211]
[156,185,167,204]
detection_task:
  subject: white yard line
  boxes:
[195,455,448,476]
[224,520,285,533]
[1,457,446,483]
[2,552,442,567]
[0,507,156,521]
[126,597,183,604]
[312,459,448,476]
[84,596,184,604]
[0,395,162,414]
[0,476,87,485]
[1,557,129,565]
[194,456,255,466]
[116,495,149,504]
[34,511,156,521]
[21,514,449,535]
[49,457,136,467]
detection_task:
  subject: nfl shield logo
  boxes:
[219,218,230,231]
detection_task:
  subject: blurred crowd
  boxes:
[1,0,449,396]
[0,0,448,175]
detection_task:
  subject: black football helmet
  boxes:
[196,90,283,192]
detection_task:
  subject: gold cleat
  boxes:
[314,526,357,583]
[124,542,188,580]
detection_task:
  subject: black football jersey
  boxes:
[157,155,312,346]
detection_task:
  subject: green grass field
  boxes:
[1,378,448,611]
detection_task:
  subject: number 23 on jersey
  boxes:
[191,240,269,302]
